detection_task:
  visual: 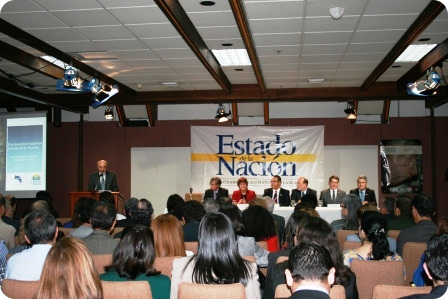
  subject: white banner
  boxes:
[191,126,324,196]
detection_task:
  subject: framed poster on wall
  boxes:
[380,140,422,194]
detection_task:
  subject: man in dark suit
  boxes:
[203,176,228,200]
[400,234,448,299]
[349,175,376,205]
[285,242,335,299]
[88,160,119,191]
[319,175,346,206]
[290,177,317,204]
[263,175,290,206]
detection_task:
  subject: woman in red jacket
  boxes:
[232,177,256,204]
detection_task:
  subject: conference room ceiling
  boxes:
[0,0,447,123]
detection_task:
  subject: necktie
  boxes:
[273,190,278,203]
[100,175,105,190]
[301,191,304,197]
[332,190,335,203]
[214,192,217,200]
[360,191,365,201]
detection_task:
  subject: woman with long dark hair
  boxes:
[343,211,402,267]
[242,205,279,252]
[101,225,171,299]
[331,194,362,232]
[170,212,260,299]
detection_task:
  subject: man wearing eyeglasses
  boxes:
[263,175,290,206]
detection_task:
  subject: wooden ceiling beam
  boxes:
[229,0,266,93]
[382,100,391,124]
[397,37,448,90]
[154,0,232,94]
[146,104,158,127]
[361,1,445,91]
[0,18,136,96]
[232,103,238,125]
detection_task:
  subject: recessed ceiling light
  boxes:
[200,1,215,6]
[222,43,233,47]
[212,49,251,66]
[391,65,401,68]
[418,38,431,42]
[395,44,437,62]
[308,78,324,84]
[162,82,178,87]
[235,68,244,71]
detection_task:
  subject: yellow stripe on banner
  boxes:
[191,153,317,162]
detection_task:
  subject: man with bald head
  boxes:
[291,177,317,205]
[88,160,119,191]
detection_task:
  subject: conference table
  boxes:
[237,204,341,225]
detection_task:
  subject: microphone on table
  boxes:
[190,187,193,200]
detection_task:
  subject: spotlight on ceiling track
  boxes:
[406,67,441,96]
[344,101,357,120]
[91,84,119,109]
[215,103,231,122]
[56,67,90,92]
[104,106,114,120]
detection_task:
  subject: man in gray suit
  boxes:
[319,175,346,206]
[81,201,119,254]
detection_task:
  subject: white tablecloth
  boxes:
[238,204,341,225]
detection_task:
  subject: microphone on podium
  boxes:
[190,187,193,200]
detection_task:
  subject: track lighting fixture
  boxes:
[344,101,357,120]
[406,67,441,96]
[104,106,114,120]
[215,103,231,122]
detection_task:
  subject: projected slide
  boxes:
[5,117,46,191]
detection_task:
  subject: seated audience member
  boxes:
[263,211,310,299]
[151,214,188,257]
[8,214,32,254]
[219,203,269,267]
[35,190,59,218]
[411,216,448,287]
[263,196,285,247]
[285,242,335,299]
[202,198,220,213]
[182,200,205,242]
[232,177,256,204]
[380,197,396,221]
[290,176,317,205]
[81,201,119,255]
[0,241,8,285]
[62,197,84,228]
[267,216,358,299]
[69,197,97,239]
[331,194,362,232]
[99,191,125,220]
[217,196,233,206]
[34,237,103,299]
[396,194,436,255]
[3,195,20,232]
[343,211,402,267]
[115,197,139,227]
[263,175,290,206]
[114,198,154,239]
[401,234,448,299]
[349,175,376,205]
[346,204,397,251]
[242,204,279,252]
[6,210,58,280]
[171,212,260,299]
[101,225,171,299]
[29,200,62,228]
[388,195,415,230]
[203,176,229,200]
[0,196,15,250]
[166,194,185,214]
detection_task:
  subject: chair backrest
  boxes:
[154,256,181,278]
[178,282,246,299]
[274,284,345,299]
[342,241,361,251]
[336,230,357,250]
[58,227,75,236]
[184,193,203,202]
[243,256,256,263]
[112,226,124,236]
[256,241,268,250]
[274,284,291,298]
[102,281,152,299]
[184,241,198,254]
[276,256,289,264]
[402,242,427,285]
[329,285,346,299]
[350,259,405,299]
[92,253,113,274]
[387,230,400,241]
[372,285,432,299]
[2,279,40,299]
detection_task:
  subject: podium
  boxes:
[69,191,122,216]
